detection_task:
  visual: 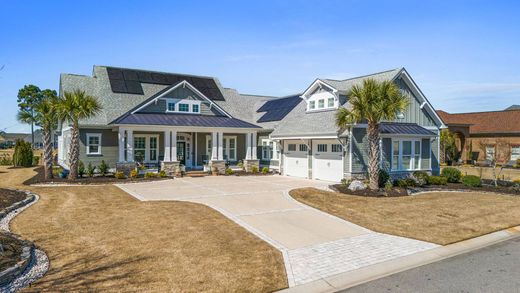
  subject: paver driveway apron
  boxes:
[117,176,438,286]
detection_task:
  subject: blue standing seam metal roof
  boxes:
[111,113,261,128]
[256,95,302,123]
[379,122,436,136]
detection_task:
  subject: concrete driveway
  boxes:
[117,175,438,286]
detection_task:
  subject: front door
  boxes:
[177,142,186,165]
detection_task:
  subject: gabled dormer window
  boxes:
[166,99,201,114]
[302,79,340,113]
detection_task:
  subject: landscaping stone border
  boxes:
[0,190,49,292]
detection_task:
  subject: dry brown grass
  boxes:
[290,187,520,245]
[0,166,287,292]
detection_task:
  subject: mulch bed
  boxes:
[0,234,27,272]
[23,166,170,185]
[0,189,27,210]
[331,184,408,197]
[0,188,31,272]
[332,182,520,197]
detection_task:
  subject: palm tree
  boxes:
[57,90,101,179]
[336,78,409,189]
[39,90,59,180]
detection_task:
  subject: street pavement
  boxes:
[343,235,520,293]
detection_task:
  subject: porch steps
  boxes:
[185,170,207,178]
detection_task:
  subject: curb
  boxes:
[278,225,520,293]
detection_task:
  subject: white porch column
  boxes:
[217,131,224,160]
[171,130,178,161]
[164,130,171,162]
[118,128,126,162]
[245,133,252,160]
[126,129,134,162]
[211,131,218,160]
[251,132,257,160]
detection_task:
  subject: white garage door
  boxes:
[284,140,309,178]
[312,140,344,182]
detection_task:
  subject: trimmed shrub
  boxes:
[129,169,139,179]
[384,180,393,191]
[412,171,429,187]
[0,154,12,166]
[462,175,482,187]
[12,140,33,167]
[98,160,109,176]
[225,168,234,175]
[378,169,390,188]
[144,172,157,179]
[441,167,462,183]
[115,171,126,179]
[52,166,64,177]
[32,156,40,166]
[395,178,416,188]
[261,167,269,174]
[341,178,352,186]
[78,161,85,178]
[427,175,448,185]
[251,166,259,174]
[86,162,95,177]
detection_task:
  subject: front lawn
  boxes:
[1,166,287,292]
[290,188,520,245]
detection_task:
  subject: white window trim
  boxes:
[305,91,339,112]
[86,133,102,155]
[223,135,237,161]
[165,98,201,114]
[486,146,495,161]
[133,134,159,163]
[390,138,422,171]
[261,138,278,160]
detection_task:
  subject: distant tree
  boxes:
[17,85,43,147]
[477,138,512,186]
[440,129,456,164]
[336,78,409,189]
[57,90,101,179]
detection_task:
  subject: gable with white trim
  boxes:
[300,80,340,112]
[134,80,229,117]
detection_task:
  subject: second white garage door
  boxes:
[284,140,309,178]
[312,140,344,182]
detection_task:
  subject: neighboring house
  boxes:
[506,105,520,111]
[437,108,520,163]
[0,132,30,148]
[27,129,59,149]
[57,66,444,181]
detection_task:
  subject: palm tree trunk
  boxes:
[42,126,53,180]
[367,122,380,190]
[68,122,80,179]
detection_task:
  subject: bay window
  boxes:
[391,139,422,171]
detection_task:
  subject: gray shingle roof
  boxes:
[271,68,403,137]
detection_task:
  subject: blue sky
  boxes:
[1,0,519,132]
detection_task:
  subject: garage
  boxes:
[312,139,344,182]
[283,140,309,178]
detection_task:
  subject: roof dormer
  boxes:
[300,79,339,112]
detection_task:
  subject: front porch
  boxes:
[115,126,260,175]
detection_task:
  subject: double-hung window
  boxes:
[167,101,176,112]
[192,104,200,113]
[86,133,101,155]
[391,139,422,171]
[262,139,277,160]
[309,101,316,110]
[318,99,325,108]
[327,97,334,107]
